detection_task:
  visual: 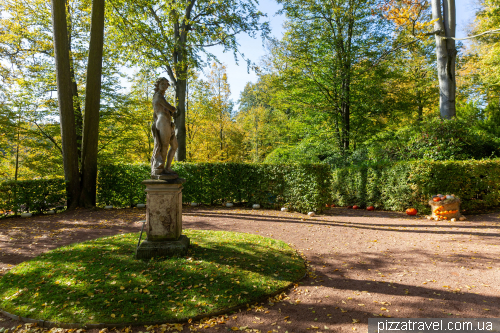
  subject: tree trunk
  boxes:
[51,0,80,209]
[432,0,456,119]
[80,0,105,207]
[341,77,350,152]
[174,78,187,161]
[66,1,84,160]
[416,90,423,121]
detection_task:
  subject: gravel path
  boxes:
[0,206,499,333]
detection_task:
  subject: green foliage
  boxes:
[0,179,66,214]
[96,163,332,213]
[97,164,149,207]
[5,159,500,215]
[174,163,332,213]
[176,163,332,213]
[325,117,500,168]
[331,159,500,213]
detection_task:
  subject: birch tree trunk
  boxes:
[432,0,456,119]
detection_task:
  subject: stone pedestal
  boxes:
[135,178,190,259]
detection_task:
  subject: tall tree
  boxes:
[51,0,81,207]
[50,0,106,207]
[269,0,391,153]
[381,0,457,118]
[432,0,456,119]
[80,0,105,207]
[108,0,269,162]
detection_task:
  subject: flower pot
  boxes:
[136,204,146,208]
[252,204,260,209]
[104,205,113,209]
[226,202,234,208]
[21,213,32,218]
[191,202,199,207]
[46,210,55,215]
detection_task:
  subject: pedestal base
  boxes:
[142,178,186,241]
[135,235,190,259]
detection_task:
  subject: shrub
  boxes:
[0,179,66,215]
[97,164,149,207]
[331,159,500,213]
[96,162,332,213]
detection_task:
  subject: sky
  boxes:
[158,0,478,107]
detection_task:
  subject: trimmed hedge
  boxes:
[331,159,500,214]
[0,179,66,215]
[96,163,332,213]
[97,164,149,207]
[3,160,499,215]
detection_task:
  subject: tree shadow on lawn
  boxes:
[0,232,305,325]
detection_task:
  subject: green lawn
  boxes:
[0,229,305,324]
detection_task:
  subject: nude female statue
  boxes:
[151,77,178,178]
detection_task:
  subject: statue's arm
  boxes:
[158,97,177,115]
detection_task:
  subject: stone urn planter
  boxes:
[429,196,461,220]
[136,204,146,208]
[104,205,113,209]
[225,202,234,208]
[252,204,260,209]
[20,212,32,218]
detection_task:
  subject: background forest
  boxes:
[1,0,499,184]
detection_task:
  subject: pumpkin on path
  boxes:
[406,208,418,215]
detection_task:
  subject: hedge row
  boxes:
[97,163,332,213]
[0,179,66,215]
[331,159,500,214]
[3,160,499,215]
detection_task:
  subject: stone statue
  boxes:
[151,77,179,179]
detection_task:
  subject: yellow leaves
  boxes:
[352,319,360,323]
[110,314,116,318]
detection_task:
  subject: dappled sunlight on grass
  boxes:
[0,229,305,325]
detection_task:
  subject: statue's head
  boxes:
[154,77,170,92]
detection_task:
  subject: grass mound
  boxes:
[0,229,305,325]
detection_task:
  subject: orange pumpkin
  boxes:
[433,197,441,202]
[406,208,418,215]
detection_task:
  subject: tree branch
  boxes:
[32,120,63,153]
[442,28,500,40]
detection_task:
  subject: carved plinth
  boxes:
[136,178,189,259]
